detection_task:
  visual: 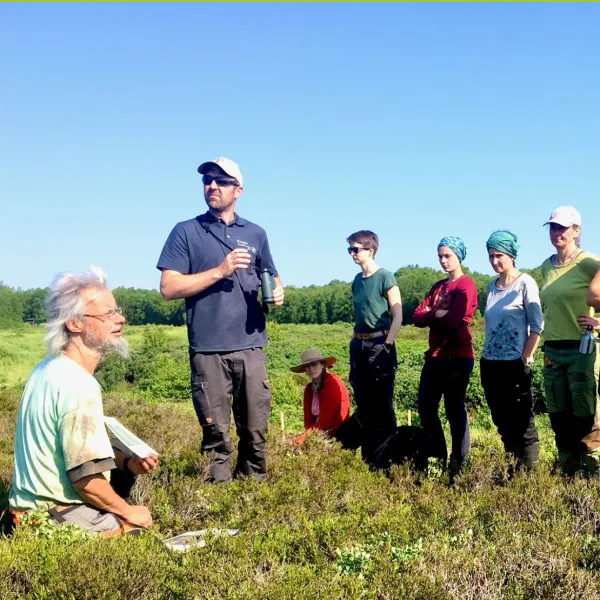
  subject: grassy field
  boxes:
[1,324,600,599]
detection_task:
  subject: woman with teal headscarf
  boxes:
[413,237,478,476]
[481,230,543,470]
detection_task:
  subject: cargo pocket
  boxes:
[191,373,214,426]
[543,360,562,414]
[369,346,395,382]
[260,379,272,414]
[571,360,596,418]
[516,361,534,406]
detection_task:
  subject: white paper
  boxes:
[104,416,159,459]
[163,529,239,552]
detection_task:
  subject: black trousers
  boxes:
[480,358,540,467]
[190,348,272,483]
[417,357,474,467]
[349,337,397,466]
[110,465,137,501]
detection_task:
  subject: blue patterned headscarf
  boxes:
[438,236,467,262]
[486,230,519,259]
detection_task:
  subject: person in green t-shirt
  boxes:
[9,267,159,534]
[347,230,403,467]
[540,206,600,474]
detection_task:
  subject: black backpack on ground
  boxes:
[334,411,364,451]
[335,412,432,472]
[373,425,432,472]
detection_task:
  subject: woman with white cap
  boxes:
[290,349,350,446]
[481,230,543,470]
[413,236,478,475]
[540,206,600,473]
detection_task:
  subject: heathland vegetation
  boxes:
[2,321,600,598]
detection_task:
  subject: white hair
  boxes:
[45,266,108,356]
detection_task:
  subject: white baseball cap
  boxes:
[544,205,582,227]
[197,157,243,187]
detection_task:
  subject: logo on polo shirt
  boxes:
[237,239,257,254]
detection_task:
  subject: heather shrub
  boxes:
[0,323,586,600]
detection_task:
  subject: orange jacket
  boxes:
[303,371,350,436]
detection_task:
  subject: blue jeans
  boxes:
[417,357,474,467]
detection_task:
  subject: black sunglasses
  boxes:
[347,246,370,255]
[202,175,239,187]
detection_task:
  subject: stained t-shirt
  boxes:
[10,355,114,511]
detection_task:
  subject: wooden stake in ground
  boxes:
[407,409,412,426]
[280,411,285,434]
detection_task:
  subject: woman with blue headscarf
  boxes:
[481,230,543,470]
[413,237,478,476]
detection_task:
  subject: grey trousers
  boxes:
[190,348,272,483]
[49,467,137,534]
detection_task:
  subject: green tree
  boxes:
[0,283,25,328]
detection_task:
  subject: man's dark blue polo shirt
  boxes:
[157,212,278,353]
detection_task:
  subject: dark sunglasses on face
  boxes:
[202,175,239,187]
[347,246,370,255]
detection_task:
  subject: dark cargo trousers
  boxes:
[543,344,600,473]
[349,337,397,467]
[190,348,272,483]
[480,358,540,469]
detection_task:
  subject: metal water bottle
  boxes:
[260,269,275,304]
[580,327,596,355]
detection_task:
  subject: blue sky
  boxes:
[2,3,599,291]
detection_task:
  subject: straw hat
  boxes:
[290,349,337,373]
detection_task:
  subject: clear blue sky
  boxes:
[2,4,599,291]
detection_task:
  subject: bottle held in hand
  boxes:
[260,269,276,304]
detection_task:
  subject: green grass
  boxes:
[1,323,599,599]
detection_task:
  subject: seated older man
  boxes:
[9,266,158,534]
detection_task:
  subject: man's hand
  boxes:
[577,314,600,331]
[273,285,285,306]
[218,249,251,278]
[435,309,449,318]
[122,505,153,528]
[127,454,159,476]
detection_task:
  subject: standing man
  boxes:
[347,230,403,467]
[157,157,284,483]
[9,267,158,533]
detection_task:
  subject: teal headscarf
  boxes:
[438,236,467,262]
[486,230,519,259]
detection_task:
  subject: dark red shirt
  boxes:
[413,275,478,359]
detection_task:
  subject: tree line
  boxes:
[0,265,542,329]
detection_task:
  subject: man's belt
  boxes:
[354,329,389,340]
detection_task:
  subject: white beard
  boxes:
[107,336,130,358]
[85,330,130,358]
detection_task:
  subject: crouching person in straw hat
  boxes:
[290,349,350,446]
[9,267,158,535]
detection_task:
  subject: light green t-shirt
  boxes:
[9,355,114,511]
[352,268,398,333]
[540,251,600,341]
